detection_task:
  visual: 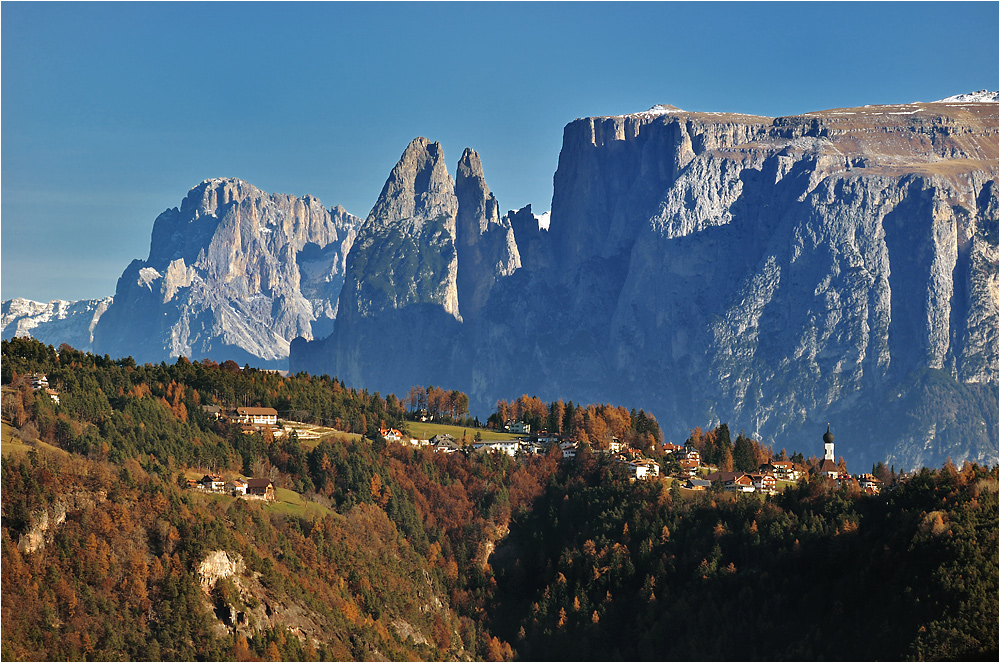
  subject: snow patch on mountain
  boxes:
[2,297,114,352]
[932,90,998,103]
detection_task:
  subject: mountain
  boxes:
[290,138,520,389]
[293,96,998,470]
[1,297,113,352]
[91,178,360,368]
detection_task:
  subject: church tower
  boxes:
[823,424,835,462]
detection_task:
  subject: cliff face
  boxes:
[295,99,998,469]
[505,101,999,468]
[92,178,359,367]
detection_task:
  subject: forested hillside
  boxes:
[2,337,996,661]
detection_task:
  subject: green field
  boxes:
[266,487,334,520]
[402,420,522,443]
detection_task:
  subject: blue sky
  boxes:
[3,1,998,303]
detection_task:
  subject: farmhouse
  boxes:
[201,474,226,492]
[244,478,275,501]
[234,406,278,425]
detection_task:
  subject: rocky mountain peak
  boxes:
[454,148,520,321]
[92,179,361,367]
[367,137,457,228]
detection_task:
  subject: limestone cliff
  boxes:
[92,178,359,367]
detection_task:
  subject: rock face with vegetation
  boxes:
[295,98,998,470]
[92,178,360,368]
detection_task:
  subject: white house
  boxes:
[560,440,579,459]
[628,459,660,480]
[234,407,278,426]
[505,420,531,434]
[473,440,521,457]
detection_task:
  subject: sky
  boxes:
[2,1,998,303]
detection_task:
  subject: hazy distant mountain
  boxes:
[293,95,998,470]
[1,297,113,352]
[91,178,361,368]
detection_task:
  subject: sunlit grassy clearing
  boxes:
[402,420,521,442]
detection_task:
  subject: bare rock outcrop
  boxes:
[92,178,360,367]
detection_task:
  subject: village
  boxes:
[377,419,885,496]
[23,371,884,498]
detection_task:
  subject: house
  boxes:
[234,407,278,426]
[836,473,856,489]
[505,420,531,434]
[44,388,60,404]
[379,427,403,442]
[536,431,559,444]
[29,373,49,390]
[559,440,579,459]
[201,405,223,419]
[856,474,882,494]
[430,434,460,453]
[678,458,699,477]
[680,443,701,466]
[231,478,248,496]
[628,459,660,480]
[201,474,226,492]
[725,474,755,493]
[687,478,712,490]
[764,461,799,481]
[750,473,777,494]
[662,442,684,455]
[473,440,521,457]
[244,478,275,501]
[704,471,757,493]
[520,441,546,455]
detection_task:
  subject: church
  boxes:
[817,425,841,479]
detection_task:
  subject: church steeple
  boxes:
[823,424,835,462]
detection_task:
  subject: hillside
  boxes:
[2,336,997,661]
